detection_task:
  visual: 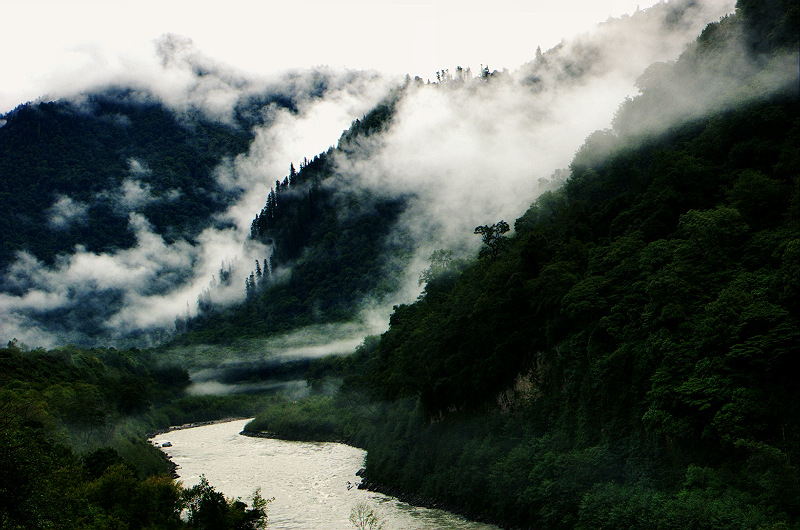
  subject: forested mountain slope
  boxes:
[347,95,799,526]
[2,0,733,351]
[247,1,800,527]
[173,0,731,348]
[172,98,413,345]
[2,0,797,527]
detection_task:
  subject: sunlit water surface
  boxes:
[151,419,497,529]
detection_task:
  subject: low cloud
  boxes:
[128,158,151,176]
[0,48,397,348]
[186,379,309,399]
[47,196,89,230]
[120,179,158,210]
[333,0,739,308]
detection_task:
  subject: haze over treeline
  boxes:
[0,0,738,349]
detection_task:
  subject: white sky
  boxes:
[0,0,663,113]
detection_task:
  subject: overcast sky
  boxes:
[0,0,668,113]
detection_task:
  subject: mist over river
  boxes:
[151,419,497,529]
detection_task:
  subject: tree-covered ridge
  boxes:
[365,88,796,416]
[0,90,259,270]
[1,342,188,442]
[273,105,800,527]
[174,96,412,344]
[243,2,800,527]
[249,95,400,265]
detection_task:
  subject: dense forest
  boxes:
[338,100,799,527]
[0,90,258,268]
[244,1,800,528]
[0,72,381,348]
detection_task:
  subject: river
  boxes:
[150,419,498,529]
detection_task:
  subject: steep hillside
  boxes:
[245,1,799,527]
[2,0,733,350]
[172,0,733,349]
[346,95,799,526]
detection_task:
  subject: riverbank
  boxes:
[357,475,509,529]
[240,428,349,445]
[242,426,505,529]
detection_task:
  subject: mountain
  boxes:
[170,0,738,353]
[0,90,253,269]
[171,96,413,346]
[237,1,800,527]
[313,1,798,527]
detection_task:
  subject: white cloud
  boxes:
[47,195,89,229]
[333,0,737,308]
[0,65,396,347]
[119,179,157,210]
[128,158,151,176]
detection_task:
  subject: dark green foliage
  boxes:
[474,220,510,259]
[736,0,799,52]
[0,345,186,528]
[0,342,274,528]
[250,152,334,262]
[183,476,270,530]
[340,96,799,527]
[0,343,190,457]
[0,418,262,529]
[3,2,797,528]
[82,446,125,479]
[269,5,800,527]
[337,101,396,146]
[244,395,351,442]
[154,393,291,428]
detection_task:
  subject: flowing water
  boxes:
[151,419,498,529]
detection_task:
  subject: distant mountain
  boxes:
[172,97,413,345]
[0,70,394,347]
